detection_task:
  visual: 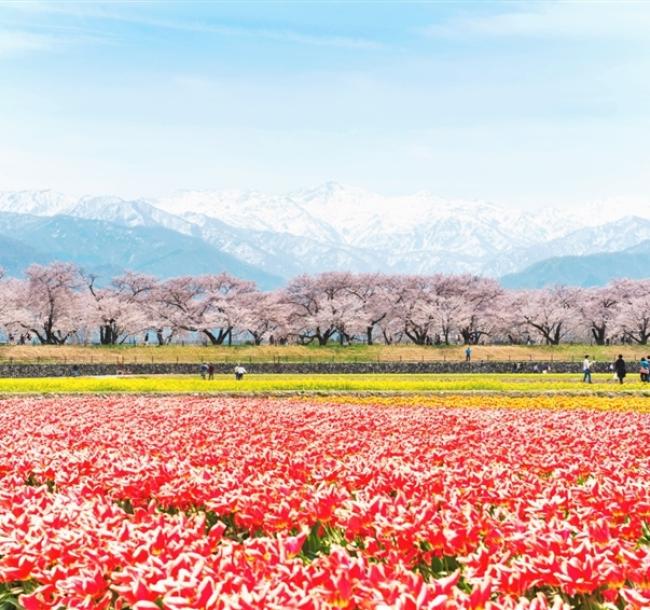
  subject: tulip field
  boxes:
[1,395,650,609]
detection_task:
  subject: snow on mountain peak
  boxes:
[0,190,74,216]
[290,181,356,202]
[2,184,650,279]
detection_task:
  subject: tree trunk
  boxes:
[527,321,560,346]
[404,328,427,345]
[625,329,650,345]
[203,329,219,345]
[99,324,118,345]
[203,328,233,345]
[316,326,335,346]
[591,325,606,346]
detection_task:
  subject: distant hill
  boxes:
[0,213,282,289]
[487,216,650,276]
[501,240,650,288]
[0,235,50,276]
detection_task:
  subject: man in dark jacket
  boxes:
[614,355,626,384]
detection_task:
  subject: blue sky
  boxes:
[1,1,649,209]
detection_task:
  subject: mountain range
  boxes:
[501,239,650,288]
[0,184,648,288]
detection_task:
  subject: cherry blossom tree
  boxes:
[578,286,620,345]
[515,286,581,345]
[238,291,289,345]
[348,273,399,345]
[391,275,442,345]
[113,272,163,344]
[0,269,13,339]
[613,280,650,345]
[81,271,157,344]
[282,272,364,345]
[486,289,534,344]
[156,274,256,345]
[3,263,650,348]
[451,275,504,345]
[11,263,84,345]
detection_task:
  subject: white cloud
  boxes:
[116,16,381,49]
[1,2,380,50]
[425,2,650,40]
[0,29,53,56]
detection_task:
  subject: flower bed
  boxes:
[0,373,648,394]
[1,396,650,609]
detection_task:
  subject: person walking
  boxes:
[582,355,592,384]
[614,354,626,385]
[640,356,649,383]
[465,346,472,362]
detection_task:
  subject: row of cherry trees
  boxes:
[0,262,649,346]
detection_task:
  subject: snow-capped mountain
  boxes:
[167,190,334,238]
[486,216,650,276]
[68,196,195,234]
[1,183,649,283]
[0,190,74,216]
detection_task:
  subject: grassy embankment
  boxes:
[0,373,648,394]
[0,343,646,364]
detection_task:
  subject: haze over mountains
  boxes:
[0,183,648,288]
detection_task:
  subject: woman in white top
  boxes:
[582,355,592,384]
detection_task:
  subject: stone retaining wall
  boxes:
[0,361,610,378]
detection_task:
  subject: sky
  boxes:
[1,0,650,210]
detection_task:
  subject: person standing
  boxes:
[207,363,215,380]
[582,355,592,384]
[640,356,649,383]
[614,354,626,384]
[465,346,472,362]
[199,362,208,380]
